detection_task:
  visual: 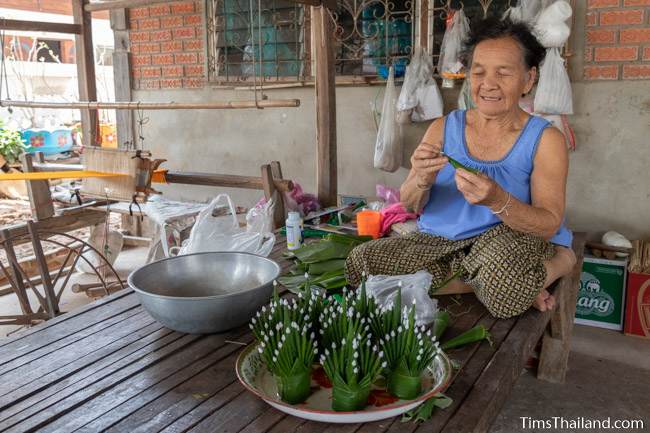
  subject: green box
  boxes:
[575,255,627,330]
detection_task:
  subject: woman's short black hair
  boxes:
[461,16,546,70]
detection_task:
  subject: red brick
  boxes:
[600,9,644,25]
[171,1,195,14]
[644,46,650,60]
[172,27,195,39]
[149,5,170,16]
[132,68,142,79]
[152,53,175,65]
[135,42,161,54]
[150,30,172,41]
[586,12,598,26]
[162,65,184,77]
[161,79,183,88]
[583,65,619,80]
[184,14,202,26]
[139,79,161,89]
[183,78,204,88]
[594,46,638,61]
[183,39,202,51]
[161,16,184,28]
[586,29,617,44]
[184,64,204,76]
[622,64,650,79]
[161,41,183,52]
[175,52,198,64]
[130,7,149,19]
[624,0,650,5]
[130,31,150,43]
[129,18,138,30]
[584,48,593,62]
[198,53,205,63]
[131,54,151,66]
[141,67,162,78]
[620,28,650,43]
[588,0,619,7]
[138,18,160,30]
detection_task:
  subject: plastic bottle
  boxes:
[286,211,303,251]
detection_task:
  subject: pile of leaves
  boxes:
[278,233,371,293]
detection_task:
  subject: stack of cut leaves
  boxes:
[279,233,371,293]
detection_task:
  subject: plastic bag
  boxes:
[374,67,402,173]
[534,1,572,48]
[411,49,444,122]
[178,194,275,256]
[364,270,438,326]
[502,0,541,25]
[534,48,573,115]
[457,76,475,110]
[78,223,123,274]
[437,9,470,77]
[376,184,400,206]
[396,49,422,115]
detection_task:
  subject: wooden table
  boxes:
[0,234,585,433]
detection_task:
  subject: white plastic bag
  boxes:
[178,194,275,256]
[437,9,470,77]
[364,270,438,326]
[78,223,123,274]
[374,67,402,172]
[534,48,573,115]
[534,0,572,48]
[457,76,475,110]
[411,49,444,122]
[396,49,422,115]
[502,0,541,25]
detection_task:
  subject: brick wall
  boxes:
[128,1,205,90]
[584,0,650,80]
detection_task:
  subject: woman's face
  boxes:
[469,37,535,117]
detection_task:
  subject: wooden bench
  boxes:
[0,232,585,432]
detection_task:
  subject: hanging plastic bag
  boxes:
[411,49,443,122]
[437,9,470,78]
[457,76,475,110]
[178,194,275,256]
[502,0,541,25]
[396,48,422,124]
[534,48,573,115]
[534,1,572,48]
[374,66,402,173]
[364,271,438,326]
[78,223,124,274]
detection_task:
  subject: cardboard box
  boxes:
[575,255,627,330]
[624,272,650,338]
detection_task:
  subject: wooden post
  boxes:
[72,0,99,147]
[110,8,135,148]
[538,232,586,383]
[21,153,55,221]
[312,5,337,207]
[27,221,59,318]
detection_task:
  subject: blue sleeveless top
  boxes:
[417,110,573,247]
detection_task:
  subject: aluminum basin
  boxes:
[128,252,281,334]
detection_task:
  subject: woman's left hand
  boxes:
[454,169,504,208]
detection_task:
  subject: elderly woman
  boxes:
[345,17,576,319]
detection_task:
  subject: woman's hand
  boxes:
[410,141,448,189]
[454,168,506,209]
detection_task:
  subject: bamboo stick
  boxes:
[0,99,300,110]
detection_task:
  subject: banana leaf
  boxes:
[292,240,355,264]
[307,259,346,275]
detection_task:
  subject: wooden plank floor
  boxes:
[0,236,565,433]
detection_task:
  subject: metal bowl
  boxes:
[127,252,281,334]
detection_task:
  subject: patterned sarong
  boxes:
[344,224,555,318]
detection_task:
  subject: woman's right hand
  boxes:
[410,141,448,189]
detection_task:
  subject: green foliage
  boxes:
[0,120,26,164]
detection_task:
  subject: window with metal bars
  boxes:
[205,0,553,83]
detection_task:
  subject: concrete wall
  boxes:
[136,79,650,241]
